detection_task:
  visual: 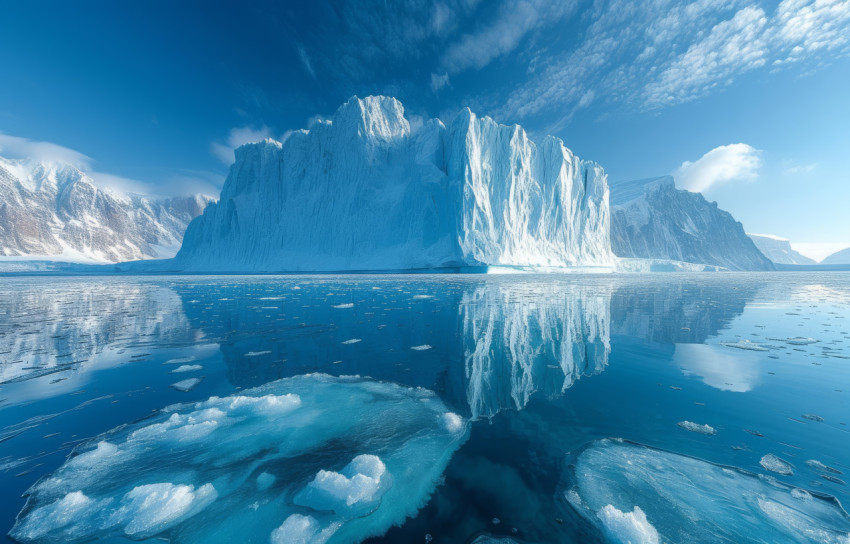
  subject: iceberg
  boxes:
[9,374,468,544]
[172,96,614,272]
[747,233,816,265]
[564,439,850,543]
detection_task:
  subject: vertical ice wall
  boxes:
[175,96,614,272]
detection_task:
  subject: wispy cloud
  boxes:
[494,0,850,125]
[297,44,316,78]
[0,133,91,169]
[440,0,575,74]
[0,132,213,196]
[674,143,762,193]
[210,126,272,165]
[430,72,450,93]
[782,160,817,175]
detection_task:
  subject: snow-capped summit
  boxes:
[747,233,816,265]
[174,95,614,272]
[0,156,215,263]
[610,176,773,271]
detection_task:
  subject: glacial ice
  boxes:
[9,374,468,544]
[676,420,716,435]
[173,96,614,272]
[760,454,794,476]
[564,439,850,543]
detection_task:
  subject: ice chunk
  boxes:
[244,350,272,357]
[11,374,467,544]
[332,303,354,309]
[341,338,361,345]
[295,454,389,515]
[411,344,432,351]
[270,514,339,544]
[171,364,203,373]
[564,439,850,543]
[677,421,716,435]
[719,340,769,351]
[597,504,659,544]
[761,454,794,476]
[170,377,203,392]
[807,460,843,475]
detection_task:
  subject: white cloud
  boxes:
[673,143,762,193]
[297,44,316,79]
[0,133,91,169]
[430,72,451,93]
[440,0,575,74]
[494,0,850,125]
[781,160,817,175]
[210,126,272,165]
[0,132,217,197]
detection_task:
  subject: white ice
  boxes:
[565,439,850,543]
[10,374,468,544]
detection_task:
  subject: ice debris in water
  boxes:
[786,337,819,346]
[596,504,660,544]
[807,460,843,475]
[761,454,794,476]
[341,338,361,345]
[171,364,203,373]
[170,377,203,392]
[677,421,717,435]
[10,374,468,544]
[410,344,432,351]
[332,303,354,309]
[719,340,769,352]
[802,414,825,422]
[564,439,850,543]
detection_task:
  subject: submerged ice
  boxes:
[564,439,850,543]
[10,374,467,544]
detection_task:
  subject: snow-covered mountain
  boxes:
[747,233,816,265]
[174,95,613,272]
[0,157,215,263]
[822,247,850,265]
[610,176,773,271]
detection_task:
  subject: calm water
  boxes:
[1,274,848,543]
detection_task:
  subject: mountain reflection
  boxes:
[0,276,762,414]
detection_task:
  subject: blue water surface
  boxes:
[1,274,848,543]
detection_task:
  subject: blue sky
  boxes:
[1,0,848,257]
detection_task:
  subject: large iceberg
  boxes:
[172,96,613,272]
[564,438,850,543]
[747,233,816,265]
[9,374,467,544]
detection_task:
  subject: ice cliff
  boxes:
[610,176,773,271]
[174,96,614,272]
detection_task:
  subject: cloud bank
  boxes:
[674,143,762,193]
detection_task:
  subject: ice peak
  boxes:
[334,95,409,143]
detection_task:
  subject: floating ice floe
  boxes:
[564,438,850,543]
[170,364,203,373]
[760,454,794,476]
[332,303,354,309]
[410,345,432,351]
[676,421,716,435]
[10,374,468,544]
[719,340,769,352]
[807,460,843,475]
[170,377,203,392]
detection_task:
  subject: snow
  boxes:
[173,95,614,272]
[761,454,794,476]
[0,155,214,263]
[677,420,717,435]
[597,505,660,544]
[11,374,468,544]
[748,233,816,265]
[610,177,773,271]
[565,439,850,543]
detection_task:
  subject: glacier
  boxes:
[747,233,816,265]
[9,374,467,544]
[0,156,214,263]
[610,176,773,271]
[564,439,850,543]
[173,96,613,272]
[822,247,850,265]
